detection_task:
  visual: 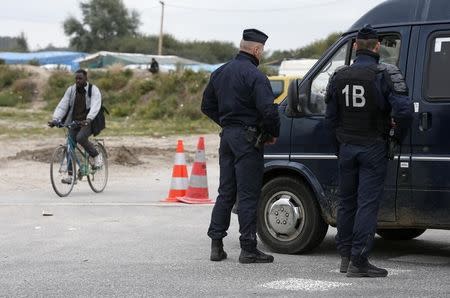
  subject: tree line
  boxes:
[0,0,340,64]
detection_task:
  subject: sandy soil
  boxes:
[0,134,220,192]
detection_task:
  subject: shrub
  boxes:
[138,78,156,94]
[28,59,40,66]
[0,65,26,88]
[0,92,19,107]
[43,70,73,110]
[110,104,133,117]
[90,69,132,91]
[156,73,183,97]
[12,78,36,102]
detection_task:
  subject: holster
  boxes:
[387,137,399,160]
[254,131,272,149]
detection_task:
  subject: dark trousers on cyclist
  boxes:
[69,124,99,157]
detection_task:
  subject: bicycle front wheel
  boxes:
[50,145,76,197]
[88,143,108,193]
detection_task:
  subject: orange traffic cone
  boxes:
[178,137,213,204]
[162,140,189,202]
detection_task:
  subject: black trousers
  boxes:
[207,126,263,252]
[335,142,387,261]
[69,124,99,158]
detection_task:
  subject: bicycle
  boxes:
[50,121,108,197]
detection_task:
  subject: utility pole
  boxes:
[158,1,165,56]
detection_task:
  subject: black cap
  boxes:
[243,28,268,45]
[357,24,378,40]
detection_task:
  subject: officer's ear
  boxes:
[254,45,263,59]
[373,42,381,53]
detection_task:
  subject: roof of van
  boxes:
[347,0,450,33]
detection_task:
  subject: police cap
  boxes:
[243,28,268,45]
[357,24,378,40]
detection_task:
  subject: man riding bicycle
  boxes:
[48,69,103,183]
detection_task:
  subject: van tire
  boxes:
[257,176,328,254]
[376,228,426,240]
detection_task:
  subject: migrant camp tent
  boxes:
[76,51,216,72]
[0,51,87,71]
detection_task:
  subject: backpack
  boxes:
[88,83,109,136]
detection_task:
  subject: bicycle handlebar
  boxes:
[52,121,84,129]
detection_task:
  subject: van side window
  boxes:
[350,35,401,65]
[426,34,450,100]
[309,45,348,115]
[270,80,284,98]
[309,34,401,116]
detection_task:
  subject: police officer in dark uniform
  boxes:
[325,25,413,277]
[201,29,280,263]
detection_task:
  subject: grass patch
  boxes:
[0,107,219,138]
[104,117,219,137]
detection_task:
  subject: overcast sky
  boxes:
[0,0,386,52]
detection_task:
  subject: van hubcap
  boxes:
[265,191,305,241]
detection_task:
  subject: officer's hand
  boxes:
[48,120,58,127]
[265,137,277,145]
[391,118,397,128]
[81,119,92,126]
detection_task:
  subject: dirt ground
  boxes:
[0,134,220,193]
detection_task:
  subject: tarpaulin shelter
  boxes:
[76,51,214,72]
[0,51,87,71]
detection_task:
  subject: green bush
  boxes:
[156,74,183,97]
[110,104,133,117]
[12,78,36,102]
[0,65,26,88]
[0,92,19,107]
[90,69,132,91]
[43,70,73,110]
[28,59,40,66]
[138,78,155,94]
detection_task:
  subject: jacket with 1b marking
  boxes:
[325,49,413,146]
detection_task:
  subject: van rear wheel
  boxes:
[377,228,426,240]
[257,176,328,254]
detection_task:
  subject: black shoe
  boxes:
[346,260,388,278]
[340,256,350,273]
[210,240,227,261]
[239,249,274,264]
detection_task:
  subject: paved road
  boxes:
[1,164,450,297]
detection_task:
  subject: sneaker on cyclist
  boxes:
[61,176,76,185]
[93,154,103,168]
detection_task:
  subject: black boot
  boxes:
[210,239,227,261]
[346,257,388,278]
[239,248,274,264]
[340,256,350,273]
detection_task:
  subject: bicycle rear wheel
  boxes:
[50,145,76,197]
[88,143,108,193]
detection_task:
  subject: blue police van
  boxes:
[258,0,450,253]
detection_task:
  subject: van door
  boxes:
[407,25,450,225]
[292,28,411,222]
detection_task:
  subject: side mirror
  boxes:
[286,79,300,116]
[286,78,311,117]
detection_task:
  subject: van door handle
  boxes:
[419,112,432,131]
